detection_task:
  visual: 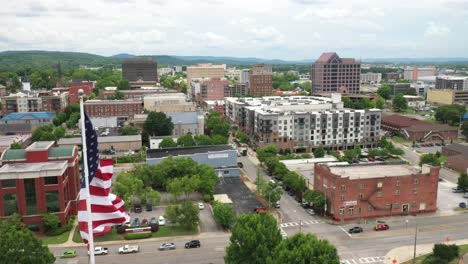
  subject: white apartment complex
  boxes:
[360,73,382,84]
[225,94,381,152]
[403,67,437,81]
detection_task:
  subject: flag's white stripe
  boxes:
[78,210,130,222]
[114,200,125,209]
[79,190,118,205]
[90,177,112,189]
[98,164,113,175]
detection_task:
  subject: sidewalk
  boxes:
[385,239,468,264]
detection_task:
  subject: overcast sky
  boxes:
[1,0,467,60]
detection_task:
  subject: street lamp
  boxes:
[413,222,418,264]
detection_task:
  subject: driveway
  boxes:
[199,204,223,233]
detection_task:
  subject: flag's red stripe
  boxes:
[89,185,110,196]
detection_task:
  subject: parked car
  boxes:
[376,157,386,162]
[185,240,201,249]
[463,193,468,198]
[438,177,444,182]
[134,205,142,213]
[158,216,166,226]
[348,227,363,234]
[146,204,153,211]
[60,250,78,258]
[452,187,464,193]
[374,224,390,231]
[306,209,315,216]
[132,218,140,227]
[459,202,467,209]
[150,217,157,225]
[254,207,266,213]
[118,245,139,254]
[301,201,310,209]
[237,162,244,168]
[198,202,205,210]
[435,143,442,146]
[159,243,176,251]
[413,144,419,148]
[274,201,280,208]
[367,157,375,162]
[141,219,148,225]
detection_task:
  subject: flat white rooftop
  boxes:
[328,164,420,180]
[0,160,68,179]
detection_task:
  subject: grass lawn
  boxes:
[72,227,123,243]
[38,230,71,245]
[402,244,468,264]
[152,225,198,238]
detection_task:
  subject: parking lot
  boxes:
[437,180,468,213]
[412,143,443,154]
[215,177,263,216]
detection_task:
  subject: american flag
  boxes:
[78,112,130,243]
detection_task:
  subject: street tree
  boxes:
[225,213,282,264]
[159,137,177,148]
[267,233,340,264]
[213,201,236,229]
[143,112,174,137]
[119,126,138,135]
[375,96,385,110]
[117,79,130,90]
[206,111,230,137]
[211,134,228,145]
[273,162,289,181]
[143,187,161,206]
[313,147,325,158]
[177,134,196,147]
[435,105,466,126]
[10,142,22,149]
[457,173,468,191]
[392,93,408,112]
[164,202,199,229]
[113,171,144,207]
[42,213,60,232]
[419,153,442,167]
[235,129,249,144]
[194,135,213,146]
[377,85,392,100]
[264,182,283,207]
[0,219,55,264]
[257,144,278,163]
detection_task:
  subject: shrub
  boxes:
[117,225,127,234]
[203,194,213,203]
[433,243,459,262]
[149,223,159,233]
[124,232,152,240]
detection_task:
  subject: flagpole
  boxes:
[80,92,96,264]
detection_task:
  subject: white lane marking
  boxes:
[338,225,352,237]
[214,247,225,251]
[340,256,385,264]
[279,220,322,228]
[279,227,288,238]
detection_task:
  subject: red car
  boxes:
[367,157,375,162]
[254,207,266,213]
[141,219,148,225]
[374,224,389,231]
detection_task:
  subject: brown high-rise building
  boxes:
[249,64,272,97]
[311,52,361,94]
[122,58,158,86]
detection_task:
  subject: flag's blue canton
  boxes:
[81,112,100,188]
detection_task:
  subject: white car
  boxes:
[158,216,166,226]
[198,203,205,210]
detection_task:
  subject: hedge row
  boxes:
[46,216,76,236]
[124,232,152,240]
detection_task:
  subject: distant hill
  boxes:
[363,57,468,64]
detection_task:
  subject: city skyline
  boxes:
[1,0,467,60]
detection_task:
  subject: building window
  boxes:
[368,205,373,211]
[3,193,17,216]
[396,180,400,186]
[413,188,418,194]
[359,183,364,189]
[46,191,60,213]
[44,177,58,185]
[24,179,37,215]
[385,203,391,209]
[358,193,364,199]
[340,195,345,201]
[340,185,346,191]
[393,203,400,209]
[377,191,382,197]
[349,207,354,215]
[414,178,419,184]
[412,201,417,207]
[339,207,345,215]
[224,170,229,175]
[394,190,400,195]
[2,179,16,188]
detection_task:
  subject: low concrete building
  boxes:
[99,88,178,99]
[403,95,425,109]
[143,93,196,113]
[146,145,240,177]
[57,135,141,152]
[442,143,468,173]
[314,162,439,221]
[0,134,31,154]
[0,112,55,135]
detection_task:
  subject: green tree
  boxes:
[419,153,441,167]
[164,202,199,229]
[266,233,340,264]
[111,90,125,100]
[177,134,196,147]
[303,189,319,204]
[42,213,60,232]
[113,172,144,207]
[462,121,468,141]
[377,85,392,100]
[206,111,230,137]
[257,144,278,163]
[167,176,200,200]
[273,162,289,181]
[159,137,177,148]
[225,213,282,264]
[53,126,65,141]
[392,93,408,112]
[434,105,466,126]
[375,96,385,110]
[194,135,213,146]
[457,173,468,191]
[0,219,55,264]
[119,126,139,135]
[143,112,174,144]
[213,201,236,229]
[313,147,325,158]
[264,182,283,207]
[52,112,67,126]
[117,79,130,90]
[143,187,161,206]
[211,135,228,145]
[10,142,22,149]
[235,129,249,144]
[403,87,417,96]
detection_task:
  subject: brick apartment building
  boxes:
[1,92,67,116]
[314,162,440,221]
[311,52,361,94]
[249,64,273,97]
[442,143,468,173]
[381,114,458,142]
[187,64,226,97]
[84,99,143,118]
[0,141,80,230]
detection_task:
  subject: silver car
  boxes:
[159,243,176,251]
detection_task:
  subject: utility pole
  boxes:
[412,223,418,264]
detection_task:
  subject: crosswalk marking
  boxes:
[340,256,385,264]
[279,227,288,238]
[279,220,322,228]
